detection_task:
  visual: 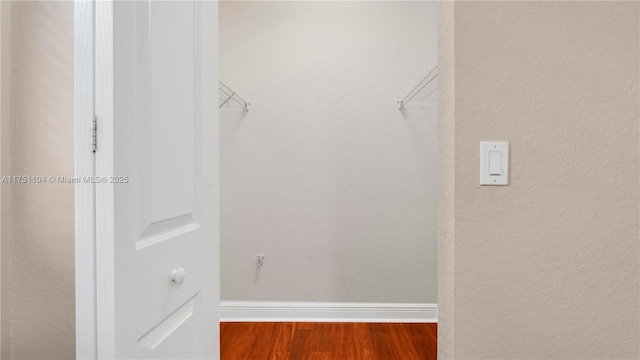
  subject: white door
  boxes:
[77,1,220,359]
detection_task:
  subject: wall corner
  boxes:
[437,1,455,359]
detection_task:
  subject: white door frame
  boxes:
[74,0,97,358]
[93,0,116,356]
[75,1,119,357]
[74,1,446,359]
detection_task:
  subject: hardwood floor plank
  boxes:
[366,324,399,360]
[289,328,317,360]
[221,322,437,360]
[245,322,277,359]
[349,322,377,360]
[408,323,437,358]
[386,323,421,359]
[220,322,259,359]
[270,322,296,360]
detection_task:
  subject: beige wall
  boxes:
[0,2,75,359]
[437,1,455,358]
[439,1,640,358]
[0,1,9,358]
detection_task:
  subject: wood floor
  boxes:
[220,322,437,360]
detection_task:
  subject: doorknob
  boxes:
[171,268,186,284]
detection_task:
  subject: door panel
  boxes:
[130,0,200,251]
[137,294,199,359]
[95,1,219,358]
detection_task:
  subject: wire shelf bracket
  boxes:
[398,65,438,109]
[219,81,250,110]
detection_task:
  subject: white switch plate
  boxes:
[480,142,509,185]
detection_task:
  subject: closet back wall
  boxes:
[220,1,438,303]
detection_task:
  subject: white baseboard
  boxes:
[220,301,437,323]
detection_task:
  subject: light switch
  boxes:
[489,151,502,175]
[481,142,509,185]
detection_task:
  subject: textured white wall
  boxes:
[219,1,438,303]
[1,2,75,359]
[439,1,640,358]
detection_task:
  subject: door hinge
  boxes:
[92,115,97,153]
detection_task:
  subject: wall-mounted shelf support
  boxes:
[398,65,438,109]
[219,81,249,110]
